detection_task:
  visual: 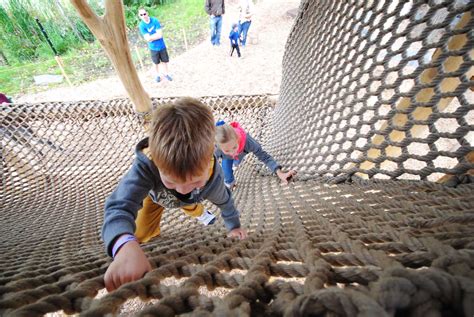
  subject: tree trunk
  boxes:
[70,0,152,115]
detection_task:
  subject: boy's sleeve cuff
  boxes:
[273,165,282,173]
[103,219,136,256]
[223,216,241,231]
[112,234,137,258]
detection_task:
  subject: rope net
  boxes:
[273,0,473,183]
[1,0,473,316]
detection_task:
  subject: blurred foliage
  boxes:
[0,0,208,95]
[0,0,97,64]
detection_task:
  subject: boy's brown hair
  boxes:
[149,97,215,181]
[215,123,237,144]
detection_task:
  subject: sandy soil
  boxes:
[17,0,301,103]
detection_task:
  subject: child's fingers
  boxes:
[280,170,297,184]
[279,174,289,184]
[105,278,115,292]
[227,229,247,240]
[287,170,297,180]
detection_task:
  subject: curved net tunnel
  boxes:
[1,1,474,316]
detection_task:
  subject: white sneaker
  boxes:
[196,210,216,226]
[225,180,236,189]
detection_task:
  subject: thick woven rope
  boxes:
[1,0,473,316]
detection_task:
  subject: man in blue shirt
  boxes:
[138,8,172,83]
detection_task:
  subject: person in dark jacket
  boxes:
[205,0,225,46]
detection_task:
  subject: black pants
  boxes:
[230,44,241,57]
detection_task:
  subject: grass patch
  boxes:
[2,0,208,98]
[0,59,60,95]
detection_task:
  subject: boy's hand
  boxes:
[276,169,297,184]
[104,240,152,292]
[228,227,248,240]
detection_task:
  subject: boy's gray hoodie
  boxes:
[102,138,240,256]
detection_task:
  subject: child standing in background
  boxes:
[229,23,241,58]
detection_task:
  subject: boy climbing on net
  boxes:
[215,120,296,189]
[102,98,247,291]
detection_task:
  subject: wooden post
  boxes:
[134,45,144,70]
[0,50,9,66]
[54,56,73,87]
[70,0,152,114]
[182,28,188,51]
[35,17,73,88]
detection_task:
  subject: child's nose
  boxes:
[176,185,193,195]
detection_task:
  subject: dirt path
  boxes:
[17,0,300,103]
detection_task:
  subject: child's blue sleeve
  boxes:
[102,159,155,256]
[205,162,241,230]
[246,134,281,172]
[214,146,224,159]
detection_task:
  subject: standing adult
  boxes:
[138,8,173,83]
[205,0,225,46]
[238,0,253,47]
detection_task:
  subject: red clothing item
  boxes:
[0,93,11,104]
[230,121,247,159]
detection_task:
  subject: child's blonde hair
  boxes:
[215,122,237,145]
[149,97,215,181]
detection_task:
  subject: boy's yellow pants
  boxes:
[135,158,214,243]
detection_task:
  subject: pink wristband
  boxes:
[112,234,137,258]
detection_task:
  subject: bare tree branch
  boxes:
[70,0,152,115]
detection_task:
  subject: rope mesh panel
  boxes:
[1,0,474,316]
[273,0,473,182]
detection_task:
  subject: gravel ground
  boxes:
[18,0,300,103]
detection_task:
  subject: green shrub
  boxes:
[0,0,96,63]
[0,0,208,95]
